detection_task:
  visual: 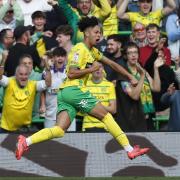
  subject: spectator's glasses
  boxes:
[133,27,145,32]
[139,0,152,3]
[5,36,14,39]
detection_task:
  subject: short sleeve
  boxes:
[0,75,9,87]
[91,47,103,61]
[121,81,131,95]
[36,80,47,91]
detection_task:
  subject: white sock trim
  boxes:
[26,137,32,146]
[124,145,133,152]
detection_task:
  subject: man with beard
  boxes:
[4,25,41,77]
[104,34,126,83]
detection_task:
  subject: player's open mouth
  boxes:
[96,39,100,42]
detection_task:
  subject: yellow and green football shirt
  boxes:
[61,42,103,89]
[0,78,37,131]
[127,9,163,27]
[82,78,116,130]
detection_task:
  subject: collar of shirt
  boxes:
[50,64,65,73]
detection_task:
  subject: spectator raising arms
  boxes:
[58,0,111,43]
[0,55,51,133]
[117,0,176,28]
[17,0,52,26]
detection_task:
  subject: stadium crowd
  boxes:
[0,0,180,133]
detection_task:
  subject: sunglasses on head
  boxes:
[134,27,145,32]
[139,0,152,3]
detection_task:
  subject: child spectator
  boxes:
[39,47,66,128]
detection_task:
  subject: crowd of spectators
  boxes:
[0,0,180,133]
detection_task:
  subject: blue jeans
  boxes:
[161,91,180,131]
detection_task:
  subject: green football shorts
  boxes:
[57,86,98,122]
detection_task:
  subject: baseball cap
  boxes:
[14,25,31,40]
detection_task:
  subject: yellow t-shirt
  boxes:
[82,79,116,130]
[103,6,118,37]
[127,9,163,27]
[0,78,37,131]
[61,42,103,89]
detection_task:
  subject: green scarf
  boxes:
[129,67,155,114]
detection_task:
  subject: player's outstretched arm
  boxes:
[100,56,137,85]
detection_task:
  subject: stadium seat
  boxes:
[32,116,45,123]
[153,115,169,131]
[31,116,45,131]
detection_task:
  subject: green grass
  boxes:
[0,177,180,180]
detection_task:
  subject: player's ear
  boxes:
[84,28,90,37]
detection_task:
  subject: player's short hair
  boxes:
[56,25,74,39]
[78,16,99,32]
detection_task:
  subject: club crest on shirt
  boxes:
[73,53,79,62]
[25,91,29,96]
